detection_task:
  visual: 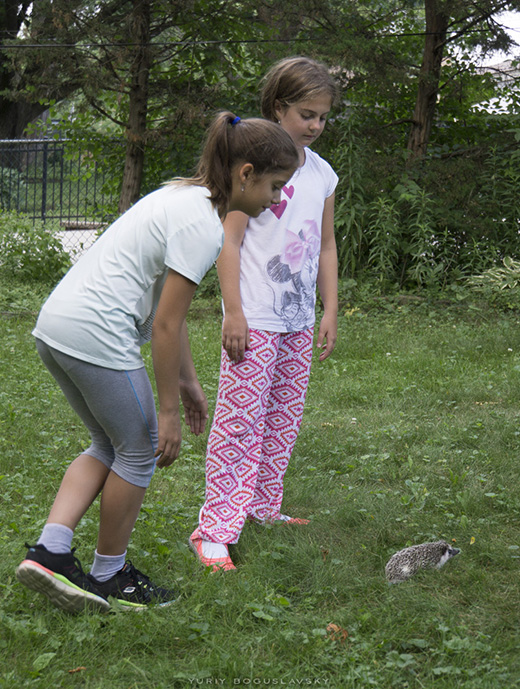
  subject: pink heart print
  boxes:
[270,185,295,218]
[271,200,287,219]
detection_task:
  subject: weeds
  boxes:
[0,211,72,284]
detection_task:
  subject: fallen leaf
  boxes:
[326,623,348,643]
[470,537,476,545]
[68,667,86,674]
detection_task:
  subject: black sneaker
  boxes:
[16,543,110,613]
[88,561,176,610]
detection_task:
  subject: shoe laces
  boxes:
[70,551,91,579]
[123,561,156,593]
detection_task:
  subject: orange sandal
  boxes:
[248,514,310,525]
[278,516,310,525]
[189,529,236,572]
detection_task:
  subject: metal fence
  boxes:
[0,138,117,257]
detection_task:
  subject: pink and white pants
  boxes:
[198,328,313,544]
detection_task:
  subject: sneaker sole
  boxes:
[105,596,176,611]
[16,560,110,614]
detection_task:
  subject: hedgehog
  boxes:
[385,540,460,584]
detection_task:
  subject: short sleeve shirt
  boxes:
[238,148,338,332]
[33,185,223,369]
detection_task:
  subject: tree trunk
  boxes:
[0,100,49,139]
[0,0,48,138]
[407,0,449,161]
[117,0,151,214]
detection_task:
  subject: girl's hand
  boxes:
[316,313,337,362]
[180,378,209,435]
[222,312,250,363]
[155,410,182,467]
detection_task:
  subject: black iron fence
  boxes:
[0,138,117,256]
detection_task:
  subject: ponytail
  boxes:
[172,111,298,217]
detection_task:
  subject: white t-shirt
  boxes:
[33,184,223,370]
[238,148,338,332]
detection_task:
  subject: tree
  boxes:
[0,0,60,138]
[4,0,328,209]
[407,0,449,159]
[407,0,520,159]
[4,0,520,282]
[117,0,151,213]
[2,0,273,208]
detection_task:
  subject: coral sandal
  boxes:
[275,514,310,525]
[248,514,310,525]
[189,528,236,573]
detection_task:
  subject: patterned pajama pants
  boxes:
[198,328,313,544]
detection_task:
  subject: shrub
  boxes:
[0,165,25,210]
[0,211,71,284]
[467,256,520,311]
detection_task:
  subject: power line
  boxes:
[0,27,501,51]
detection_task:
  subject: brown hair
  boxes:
[260,56,338,122]
[173,112,298,217]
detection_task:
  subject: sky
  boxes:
[480,10,520,65]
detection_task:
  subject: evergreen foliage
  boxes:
[2,0,520,288]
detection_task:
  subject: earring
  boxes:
[241,185,245,192]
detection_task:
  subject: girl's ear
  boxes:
[237,162,255,185]
[274,99,286,121]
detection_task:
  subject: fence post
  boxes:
[41,140,48,221]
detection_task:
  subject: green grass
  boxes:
[1,288,520,688]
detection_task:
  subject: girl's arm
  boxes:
[316,193,338,362]
[218,210,249,362]
[151,268,204,467]
[179,320,209,436]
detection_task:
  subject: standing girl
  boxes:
[16,112,298,612]
[191,57,339,571]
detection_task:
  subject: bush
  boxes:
[323,114,520,289]
[467,256,520,311]
[0,165,25,210]
[0,211,71,284]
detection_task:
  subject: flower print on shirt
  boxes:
[265,219,321,331]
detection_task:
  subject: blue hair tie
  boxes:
[231,116,241,125]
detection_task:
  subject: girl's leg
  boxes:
[35,341,158,552]
[97,473,146,555]
[47,454,110,530]
[35,340,116,544]
[198,329,280,544]
[46,457,146,557]
[248,329,313,522]
[20,342,171,610]
[59,364,158,555]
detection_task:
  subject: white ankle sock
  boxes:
[201,540,229,559]
[89,550,127,582]
[37,523,74,554]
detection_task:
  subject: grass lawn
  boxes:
[1,287,520,688]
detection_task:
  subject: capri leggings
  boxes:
[35,339,158,488]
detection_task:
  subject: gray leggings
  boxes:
[36,339,158,488]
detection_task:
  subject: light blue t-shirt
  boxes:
[33,184,223,370]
